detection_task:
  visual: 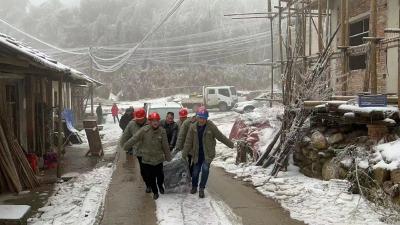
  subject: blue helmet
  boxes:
[196,106,209,119]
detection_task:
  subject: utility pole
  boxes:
[89,47,94,116]
[268,0,274,107]
[369,0,378,94]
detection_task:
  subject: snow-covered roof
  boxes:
[0,33,101,86]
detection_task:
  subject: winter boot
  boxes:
[153,193,159,200]
[199,188,205,198]
[190,187,197,194]
[145,187,152,193]
[159,186,165,194]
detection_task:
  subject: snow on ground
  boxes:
[211,107,392,225]
[156,192,242,225]
[28,166,113,225]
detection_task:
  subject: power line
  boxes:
[0,18,88,55]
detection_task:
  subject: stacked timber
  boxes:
[0,117,40,193]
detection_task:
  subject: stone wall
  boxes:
[294,125,370,179]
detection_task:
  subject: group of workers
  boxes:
[119,106,234,200]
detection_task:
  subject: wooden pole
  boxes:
[340,0,348,95]
[309,4,312,57]
[268,0,274,108]
[318,0,324,53]
[89,47,94,116]
[57,74,63,178]
[278,0,284,100]
[369,0,378,94]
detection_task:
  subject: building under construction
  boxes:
[265,0,400,102]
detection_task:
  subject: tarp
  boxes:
[163,152,190,193]
[62,109,83,144]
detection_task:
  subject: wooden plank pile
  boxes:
[0,117,40,193]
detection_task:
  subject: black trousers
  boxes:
[143,163,164,195]
[188,155,194,177]
[137,156,149,188]
[113,115,120,123]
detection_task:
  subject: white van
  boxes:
[144,102,182,121]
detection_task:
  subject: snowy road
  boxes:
[29,101,391,225]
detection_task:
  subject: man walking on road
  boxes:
[177,108,188,129]
[120,108,151,192]
[111,103,120,123]
[96,103,103,125]
[123,112,172,200]
[183,107,234,198]
[119,107,134,131]
[175,108,196,174]
[161,112,178,151]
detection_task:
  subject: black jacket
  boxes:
[96,106,103,116]
[119,108,134,131]
[161,120,178,149]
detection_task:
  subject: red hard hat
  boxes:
[179,108,188,118]
[134,108,146,120]
[149,112,161,121]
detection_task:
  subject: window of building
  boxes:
[349,17,369,70]
[218,89,230,97]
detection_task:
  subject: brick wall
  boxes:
[332,0,388,95]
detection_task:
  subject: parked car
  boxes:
[233,99,266,113]
[144,102,182,121]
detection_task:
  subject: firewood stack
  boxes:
[0,117,40,193]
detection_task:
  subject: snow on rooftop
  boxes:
[0,33,99,84]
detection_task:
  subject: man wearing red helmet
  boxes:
[120,108,150,192]
[177,108,188,129]
[183,106,234,198]
[176,108,197,174]
[123,112,172,200]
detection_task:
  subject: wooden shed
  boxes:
[0,33,100,157]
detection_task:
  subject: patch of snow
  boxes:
[29,166,114,225]
[384,118,396,125]
[156,192,242,225]
[373,140,400,171]
[338,104,399,114]
[344,112,355,118]
[358,160,369,169]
